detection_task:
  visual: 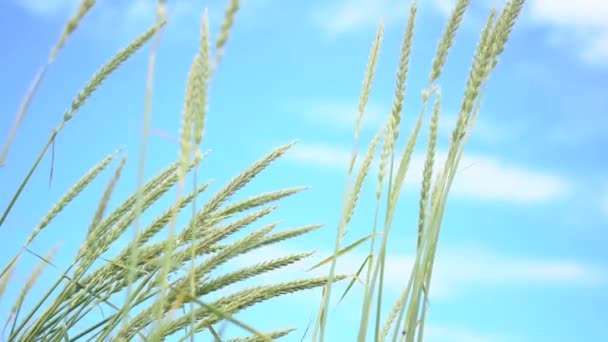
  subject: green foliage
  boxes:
[0,0,525,341]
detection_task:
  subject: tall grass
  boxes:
[0,0,525,341]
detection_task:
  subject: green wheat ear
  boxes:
[0,18,166,232]
[0,148,122,284]
[0,0,97,168]
[314,18,386,342]
[194,9,211,147]
[51,0,96,62]
[8,244,59,331]
[64,20,167,123]
[355,20,384,141]
[34,148,122,243]
[224,328,296,342]
[214,0,240,69]
[1,0,525,340]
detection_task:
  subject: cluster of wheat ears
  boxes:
[0,0,525,341]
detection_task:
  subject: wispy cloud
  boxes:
[426,0,504,35]
[309,0,497,37]
[310,0,501,37]
[286,142,571,203]
[600,183,608,219]
[439,111,518,143]
[526,0,608,67]
[13,0,195,19]
[230,244,607,301]
[285,100,385,132]
[447,153,569,202]
[430,246,607,293]
[286,143,352,169]
[310,0,409,36]
[13,0,77,17]
[95,0,209,39]
[431,0,608,67]
[428,0,484,18]
[286,100,516,144]
[218,245,532,341]
[429,0,497,17]
[424,324,516,342]
[12,0,208,41]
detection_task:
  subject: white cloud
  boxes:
[528,0,608,30]
[423,324,514,342]
[527,0,608,66]
[13,0,195,19]
[287,143,353,170]
[95,0,204,36]
[13,0,77,16]
[288,100,516,144]
[220,246,529,342]
[346,247,605,298]
[222,242,601,342]
[430,246,607,292]
[600,184,608,218]
[421,0,503,36]
[309,0,497,36]
[449,153,569,202]
[231,244,607,301]
[13,0,207,41]
[311,0,409,36]
[431,0,608,66]
[430,0,461,17]
[429,0,498,17]
[124,0,156,21]
[286,142,571,203]
[287,101,386,132]
[439,112,517,143]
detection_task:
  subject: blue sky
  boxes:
[1,0,607,341]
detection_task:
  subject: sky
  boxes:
[0,0,607,341]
